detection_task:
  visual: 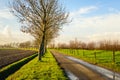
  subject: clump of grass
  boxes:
[6,51,68,80]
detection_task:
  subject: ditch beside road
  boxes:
[51,50,120,80]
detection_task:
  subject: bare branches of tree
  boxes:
[10,0,69,60]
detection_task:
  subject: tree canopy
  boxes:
[10,0,69,60]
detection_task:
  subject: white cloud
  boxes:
[78,6,98,14]
[69,6,120,29]
[70,6,98,17]
[2,25,12,38]
[108,7,119,13]
[88,32,120,42]
[0,8,33,45]
[70,12,120,28]
[55,7,120,43]
[0,8,14,19]
[0,26,34,45]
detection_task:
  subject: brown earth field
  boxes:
[0,49,37,68]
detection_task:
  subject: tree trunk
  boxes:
[38,34,45,61]
[44,40,47,53]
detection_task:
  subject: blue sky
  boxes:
[0,0,120,44]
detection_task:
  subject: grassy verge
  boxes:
[6,51,68,80]
[0,54,37,80]
[56,49,120,73]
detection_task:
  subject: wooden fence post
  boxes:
[112,50,115,63]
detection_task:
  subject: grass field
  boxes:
[56,49,120,73]
[6,50,68,80]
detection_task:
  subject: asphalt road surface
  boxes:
[51,50,120,80]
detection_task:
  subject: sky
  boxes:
[0,0,120,45]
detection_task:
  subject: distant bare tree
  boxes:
[57,42,68,49]
[87,42,95,50]
[81,42,87,49]
[111,40,120,51]
[99,40,110,50]
[19,41,31,48]
[10,0,68,60]
[69,38,81,49]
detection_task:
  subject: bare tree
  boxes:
[57,42,68,49]
[19,41,31,48]
[87,42,95,50]
[69,38,81,49]
[10,0,68,60]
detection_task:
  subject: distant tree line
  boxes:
[0,43,19,48]
[0,41,37,48]
[48,38,120,51]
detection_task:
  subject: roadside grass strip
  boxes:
[6,51,68,80]
[0,53,37,80]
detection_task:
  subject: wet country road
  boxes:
[67,56,120,80]
[51,50,110,80]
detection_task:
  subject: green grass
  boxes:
[6,51,68,80]
[56,49,120,73]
